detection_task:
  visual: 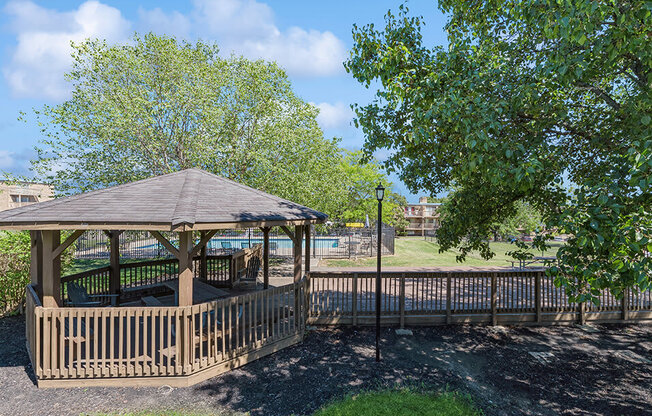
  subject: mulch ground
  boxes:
[0,314,650,416]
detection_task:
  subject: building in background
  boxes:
[0,181,54,211]
[404,197,441,236]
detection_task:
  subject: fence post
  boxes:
[579,301,586,325]
[491,272,497,326]
[446,272,452,324]
[535,272,542,324]
[352,273,358,326]
[622,288,629,322]
[399,273,406,328]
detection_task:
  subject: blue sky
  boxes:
[0,0,448,202]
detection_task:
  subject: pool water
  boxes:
[138,237,340,251]
[206,237,340,250]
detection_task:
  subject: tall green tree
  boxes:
[25,33,345,217]
[335,150,407,228]
[495,201,543,240]
[346,2,651,302]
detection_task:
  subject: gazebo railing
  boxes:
[60,255,234,304]
[26,277,308,385]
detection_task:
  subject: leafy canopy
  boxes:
[346,1,651,302]
[26,33,347,217]
[335,150,408,228]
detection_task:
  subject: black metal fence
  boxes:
[74,226,395,260]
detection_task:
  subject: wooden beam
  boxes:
[108,231,122,298]
[51,230,84,259]
[190,230,218,257]
[41,230,61,308]
[199,231,208,280]
[293,225,303,283]
[304,225,311,274]
[150,231,180,259]
[261,227,270,289]
[178,231,193,306]
[280,226,299,245]
[0,218,327,232]
[30,231,43,298]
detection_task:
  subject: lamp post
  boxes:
[375,183,384,362]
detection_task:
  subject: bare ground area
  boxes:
[1,313,651,416]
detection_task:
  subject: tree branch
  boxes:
[576,82,621,111]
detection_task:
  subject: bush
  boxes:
[0,231,75,316]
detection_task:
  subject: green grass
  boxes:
[322,237,561,268]
[313,390,480,416]
[64,258,162,275]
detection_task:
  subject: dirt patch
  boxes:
[0,314,650,416]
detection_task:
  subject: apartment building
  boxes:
[404,196,441,236]
[0,181,54,211]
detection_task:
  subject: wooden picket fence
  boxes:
[308,271,652,326]
[26,277,307,387]
[24,268,652,387]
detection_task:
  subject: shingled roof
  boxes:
[0,169,327,231]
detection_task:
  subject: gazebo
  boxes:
[0,168,327,387]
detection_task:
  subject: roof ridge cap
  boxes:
[171,169,200,229]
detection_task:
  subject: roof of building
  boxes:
[407,202,442,207]
[0,169,327,231]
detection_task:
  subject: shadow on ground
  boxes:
[0,314,650,416]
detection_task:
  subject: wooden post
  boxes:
[109,231,121,300]
[352,273,358,326]
[293,225,303,283]
[41,230,61,308]
[200,231,208,280]
[446,272,452,324]
[178,231,193,306]
[293,225,303,327]
[491,272,497,326]
[262,227,270,289]
[30,231,43,298]
[304,225,311,275]
[579,301,586,325]
[535,272,542,324]
[399,273,406,328]
[622,288,629,321]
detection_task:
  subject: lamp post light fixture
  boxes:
[375,183,384,362]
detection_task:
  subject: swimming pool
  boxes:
[206,237,340,250]
[138,237,340,251]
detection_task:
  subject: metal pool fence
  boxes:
[74,226,395,260]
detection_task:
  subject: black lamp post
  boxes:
[375,183,384,362]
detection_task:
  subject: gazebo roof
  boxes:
[0,169,327,231]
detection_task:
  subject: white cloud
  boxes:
[314,102,354,129]
[189,0,346,76]
[137,7,191,40]
[3,0,131,100]
[2,0,347,99]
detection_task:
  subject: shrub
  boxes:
[0,231,74,316]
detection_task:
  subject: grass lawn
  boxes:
[64,257,163,275]
[321,237,561,268]
[95,390,479,416]
[314,390,480,416]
